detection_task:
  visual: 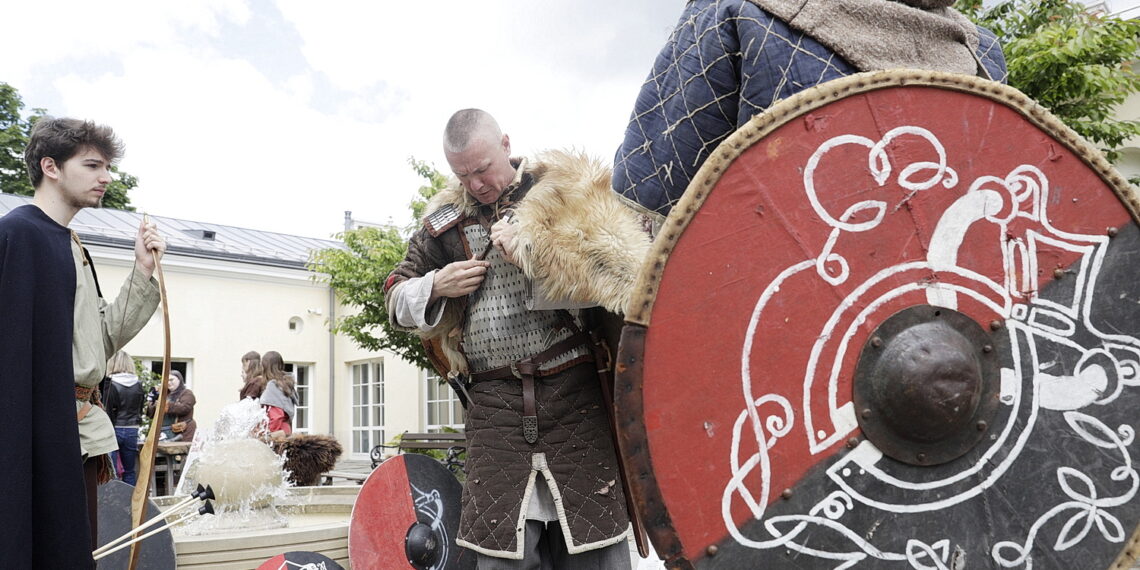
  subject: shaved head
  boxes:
[443,108,502,154]
[443,108,515,204]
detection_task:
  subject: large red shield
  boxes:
[616,70,1140,569]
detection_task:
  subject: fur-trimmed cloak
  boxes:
[387,150,653,375]
[383,151,648,557]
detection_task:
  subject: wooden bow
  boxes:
[127,214,172,570]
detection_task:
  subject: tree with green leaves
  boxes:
[309,157,449,370]
[408,157,449,227]
[0,82,43,197]
[958,0,1140,164]
[0,81,139,209]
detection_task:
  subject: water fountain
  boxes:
[155,399,359,569]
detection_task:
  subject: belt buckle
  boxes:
[510,362,522,379]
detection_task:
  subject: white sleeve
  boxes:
[391,271,449,332]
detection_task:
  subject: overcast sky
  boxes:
[0,1,682,239]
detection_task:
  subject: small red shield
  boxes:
[257,551,344,570]
[348,453,472,569]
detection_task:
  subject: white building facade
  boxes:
[0,194,463,461]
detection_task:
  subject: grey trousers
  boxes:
[475,520,631,570]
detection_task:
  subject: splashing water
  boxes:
[172,399,292,535]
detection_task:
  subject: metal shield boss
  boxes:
[616,71,1140,569]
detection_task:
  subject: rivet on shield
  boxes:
[853,305,1004,466]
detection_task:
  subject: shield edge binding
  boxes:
[614,69,1140,569]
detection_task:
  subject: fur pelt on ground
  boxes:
[271,433,343,487]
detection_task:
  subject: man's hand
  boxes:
[490,217,520,266]
[430,259,490,304]
[134,219,166,279]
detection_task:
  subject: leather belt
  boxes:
[468,332,594,444]
[76,385,95,422]
[518,361,539,444]
[75,385,95,401]
[468,332,593,383]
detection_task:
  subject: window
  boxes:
[424,371,464,431]
[285,362,312,433]
[351,360,385,455]
[143,359,191,387]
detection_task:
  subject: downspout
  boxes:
[327,286,336,434]
[329,211,350,436]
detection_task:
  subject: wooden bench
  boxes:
[320,470,368,486]
[151,441,192,496]
[370,432,467,469]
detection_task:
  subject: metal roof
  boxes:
[0,193,343,270]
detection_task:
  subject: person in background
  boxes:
[260,351,298,435]
[146,370,197,442]
[104,350,144,485]
[239,350,266,400]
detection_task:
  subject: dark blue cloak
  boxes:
[0,204,94,567]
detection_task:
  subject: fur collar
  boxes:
[420,150,654,375]
[426,149,652,314]
[426,157,532,221]
[511,150,652,314]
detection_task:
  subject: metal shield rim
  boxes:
[615,324,690,567]
[615,69,1140,569]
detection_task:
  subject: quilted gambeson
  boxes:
[612,0,1007,216]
